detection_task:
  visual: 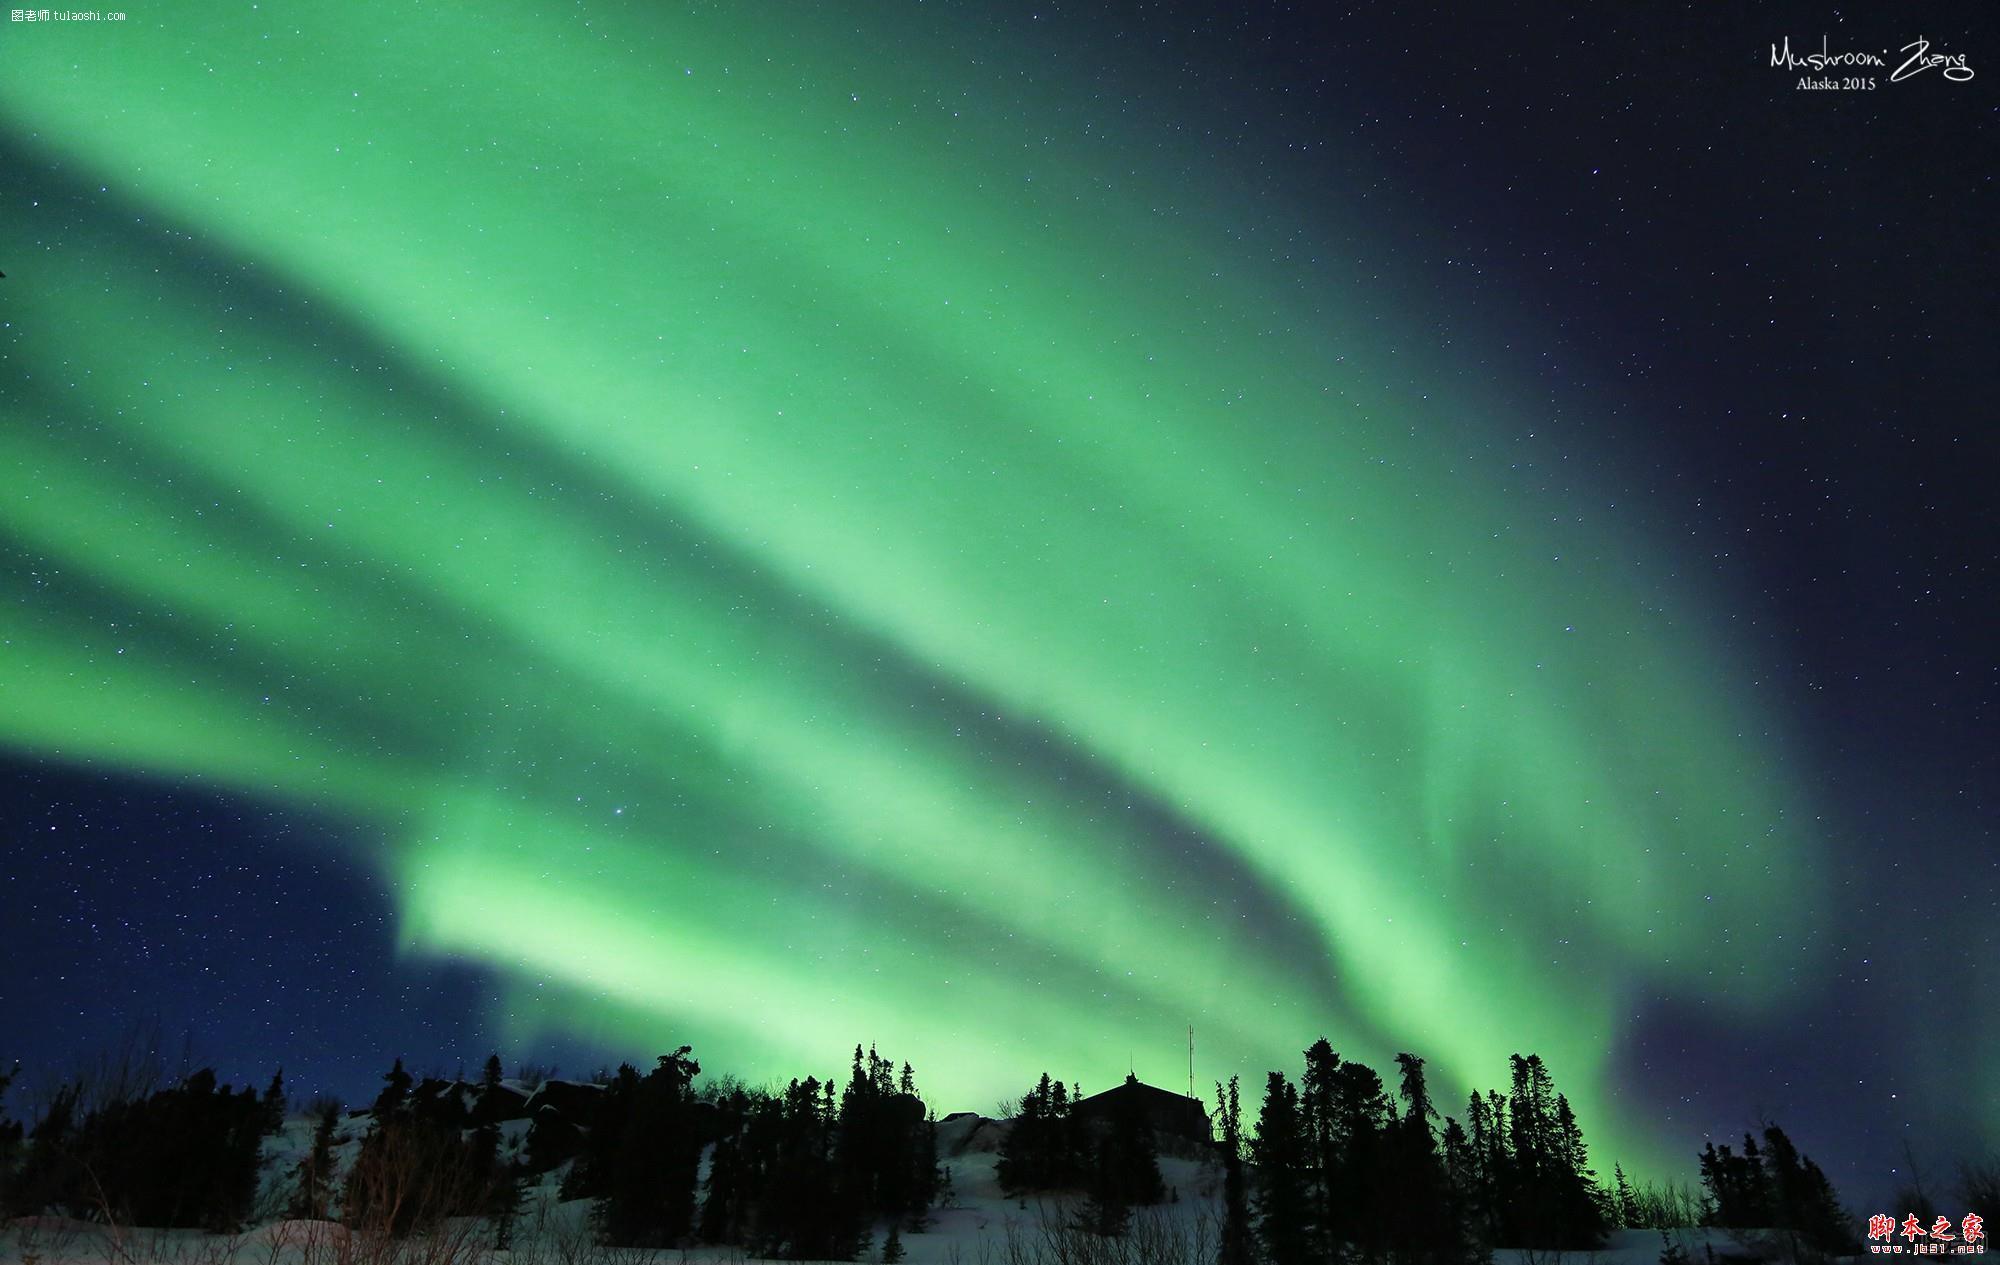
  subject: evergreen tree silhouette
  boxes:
[997,1072,1082,1193]
[1251,1071,1311,1265]
[1614,1163,1640,1228]
[1390,1052,1468,1265]
[1440,1114,1483,1260]
[372,1057,412,1118]
[0,1065,22,1211]
[1082,1073,1164,1236]
[20,1069,267,1230]
[1331,1055,1396,1259]
[1701,1123,1852,1261]
[1298,1039,1341,1254]
[1215,1076,1254,1265]
[699,1088,752,1244]
[582,1047,705,1247]
[261,1068,288,1135]
[287,1099,341,1220]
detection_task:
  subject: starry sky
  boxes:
[0,0,1991,1207]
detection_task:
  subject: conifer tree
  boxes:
[1082,1074,1164,1236]
[1700,1123,1851,1261]
[1462,1091,1501,1247]
[288,1099,341,1220]
[906,1110,941,1231]
[1298,1039,1341,1254]
[1216,1076,1254,1265]
[8,1083,80,1218]
[372,1058,412,1118]
[997,1073,1081,1194]
[1251,1072,1310,1265]
[1614,1163,1640,1229]
[1441,1114,1482,1260]
[0,1065,23,1210]
[1340,1059,1395,1200]
[261,1069,288,1135]
[584,1047,705,1247]
[833,1043,934,1228]
[1390,1052,1465,1264]
[699,1090,749,1244]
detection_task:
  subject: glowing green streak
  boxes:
[0,0,1828,1173]
[3,252,1319,1069]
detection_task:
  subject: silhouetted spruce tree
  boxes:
[997,1072,1082,1193]
[1485,1089,1515,1227]
[835,1044,934,1228]
[1440,1114,1486,1263]
[262,1068,288,1135]
[700,1089,752,1244]
[22,1069,266,1230]
[464,1115,521,1247]
[1082,1074,1164,1236]
[1048,1080,1080,1182]
[1251,1072,1311,1265]
[288,1098,342,1220]
[1390,1052,1471,1265]
[1701,1124,1851,1261]
[7,1082,80,1217]
[1699,1135,1772,1229]
[1298,1039,1341,1255]
[373,1057,413,1118]
[1553,1093,1613,1242]
[907,1110,942,1231]
[713,1076,861,1259]
[1493,1055,1607,1251]
[1460,1091,1501,1248]
[1215,1076,1254,1265]
[734,1087,788,1249]
[1613,1163,1640,1229]
[1332,1056,1396,1260]
[579,1047,705,1247]
[770,1076,865,1259]
[483,1053,504,1090]
[345,1072,492,1236]
[836,1046,884,1213]
[1508,1055,1557,1246]
[0,1065,22,1211]
[1761,1124,1853,1260]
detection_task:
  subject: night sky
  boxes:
[1,0,1992,1210]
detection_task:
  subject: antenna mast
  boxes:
[1187,1023,1195,1100]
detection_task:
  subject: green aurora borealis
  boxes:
[1,4,1825,1172]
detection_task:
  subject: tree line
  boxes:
[0,1038,1905,1264]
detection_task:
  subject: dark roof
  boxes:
[1073,1075,1211,1142]
[1074,1075,1203,1115]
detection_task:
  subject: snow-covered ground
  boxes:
[0,1097,1877,1265]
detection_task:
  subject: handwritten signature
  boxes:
[1890,36,1974,82]
[1770,35,1973,82]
